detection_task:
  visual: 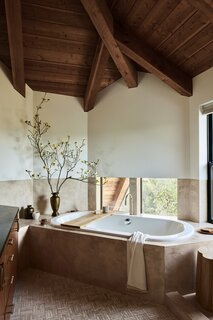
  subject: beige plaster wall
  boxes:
[0,67,89,213]
[0,63,34,210]
[0,62,33,181]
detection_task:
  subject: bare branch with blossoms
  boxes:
[25,93,99,194]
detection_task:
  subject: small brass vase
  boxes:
[50,192,60,217]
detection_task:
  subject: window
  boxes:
[101,178,129,211]
[100,177,177,216]
[208,114,213,223]
[141,178,177,216]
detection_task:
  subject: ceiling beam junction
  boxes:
[80,0,138,89]
[4,0,25,96]
[82,0,117,112]
[115,27,192,97]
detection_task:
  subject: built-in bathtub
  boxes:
[19,212,213,304]
[51,211,194,241]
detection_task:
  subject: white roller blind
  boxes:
[200,101,213,115]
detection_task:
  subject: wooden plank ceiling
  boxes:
[0,0,212,111]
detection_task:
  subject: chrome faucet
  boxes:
[124,193,134,215]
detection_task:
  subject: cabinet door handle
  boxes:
[0,264,4,290]
[8,238,14,246]
[10,276,14,285]
[9,254,14,262]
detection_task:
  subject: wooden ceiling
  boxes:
[0,0,213,111]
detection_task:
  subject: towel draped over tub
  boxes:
[127,231,148,292]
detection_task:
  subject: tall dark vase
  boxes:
[50,192,60,217]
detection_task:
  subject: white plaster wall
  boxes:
[189,68,213,180]
[33,92,88,180]
[189,67,213,221]
[32,92,88,212]
[0,62,33,181]
[88,73,189,178]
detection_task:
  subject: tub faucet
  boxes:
[124,193,134,215]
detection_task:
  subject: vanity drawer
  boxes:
[1,216,18,319]
[5,233,17,256]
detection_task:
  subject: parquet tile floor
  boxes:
[11,269,177,320]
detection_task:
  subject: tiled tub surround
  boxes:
[0,177,202,222]
[18,220,213,304]
[0,178,88,217]
[177,179,201,222]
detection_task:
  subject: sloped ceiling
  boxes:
[0,0,213,111]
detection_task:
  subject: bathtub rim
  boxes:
[50,211,194,242]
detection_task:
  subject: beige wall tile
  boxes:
[0,180,33,210]
[33,179,88,215]
[178,179,200,222]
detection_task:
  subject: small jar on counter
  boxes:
[25,205,34,219]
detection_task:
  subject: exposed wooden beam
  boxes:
[4,0,25,96]
[80,0,138,88]
[186,0,213,24]
[84,40,110,112]
[82,0,118,111]
[115,28,192,97]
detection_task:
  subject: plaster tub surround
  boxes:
[18,219,213,304]
[51,211,194,241]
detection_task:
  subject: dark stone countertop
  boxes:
[0,205,19,256]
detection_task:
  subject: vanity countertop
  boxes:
[0,205,19,256]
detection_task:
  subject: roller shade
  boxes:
[201,101,213,115]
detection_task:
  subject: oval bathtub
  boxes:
[51,212,194,241]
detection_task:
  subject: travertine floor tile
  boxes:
[11,269,177,320]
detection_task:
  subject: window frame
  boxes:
[207,114,213,223]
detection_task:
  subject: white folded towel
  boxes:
[127,231,148,291]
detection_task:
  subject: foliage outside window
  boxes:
[141,178,177,216]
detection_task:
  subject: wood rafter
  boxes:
[4,0,25,96]
[186,0,213,24]
[83,1,117,112]
[115,27,192,97]
[80,0,138,89]
[84,39,110,112]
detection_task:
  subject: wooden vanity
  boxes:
[0,206,19,320]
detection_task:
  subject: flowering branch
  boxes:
[25,93,99,193]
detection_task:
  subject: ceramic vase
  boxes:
[50,192,60,217]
